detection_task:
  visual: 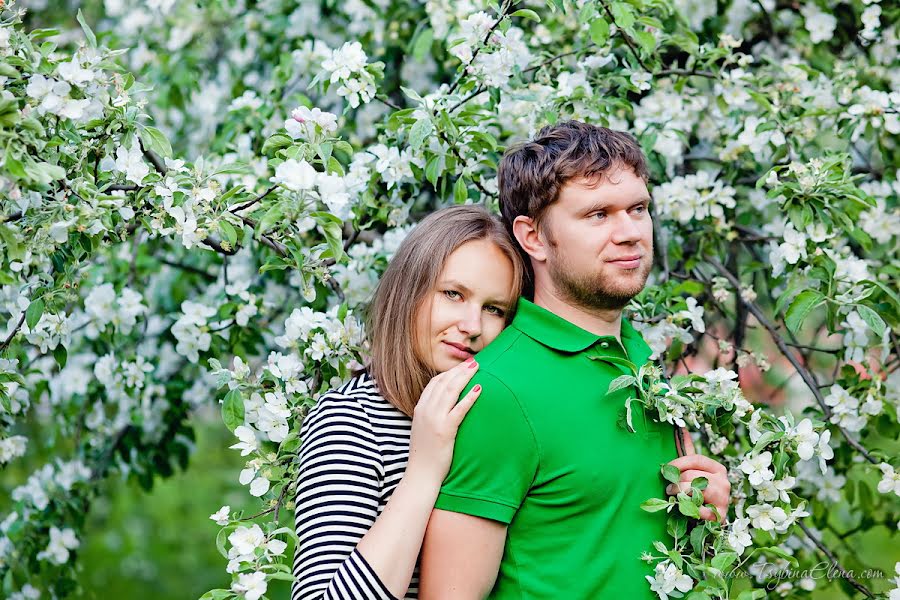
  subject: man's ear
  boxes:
[512,215,549,263]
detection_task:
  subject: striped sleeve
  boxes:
[291,392,398,600]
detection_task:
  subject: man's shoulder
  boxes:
[472,325,545,380]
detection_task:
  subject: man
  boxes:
[419,121,730,599]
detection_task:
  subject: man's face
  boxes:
[540,165,653,310]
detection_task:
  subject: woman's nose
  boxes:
[455,307,482,338]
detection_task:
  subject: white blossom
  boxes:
[232,571,267,600]
[747,503,788,532]
[209,505,230,526]
[878,463,900,497]
[645,560,693,600]
[740,451,774,487]
[36,526,79,565]
[272,158,317,192]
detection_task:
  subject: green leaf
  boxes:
[25,299,44,329]
[258,203,284,235]
[678,493,700,518]
[711,551,738,571]
[312,211,345,261]
[634,29,656,55]
[511,8,541,22]
[784,289,824,334]
[610,2,635,29]
[690,476,708,491]
[547,0,566,12]
[279,432,301,454]
[0,224,24,261]
[589,19,610,46]
[412,27,434,61]
[262,134,293,155]
[425,154,441,188]
[640,498,671,512]
[855,305,886,337]
[758,546,799,567]
[667,516,687,539]
[408,118,433,151]
[453,177,468,203]
[140,126,173,159]
[661,463,681,484]
[53,345,67,369]
[76,9,97,48]
[607,375,635,395]
[221,389,245,432]
[219,221,238,247]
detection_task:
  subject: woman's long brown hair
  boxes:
[365,205,525,417]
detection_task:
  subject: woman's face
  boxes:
[414,238,517,373]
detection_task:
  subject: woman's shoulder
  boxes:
[305,372,402,427]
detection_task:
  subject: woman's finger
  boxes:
[449,384,482,426]
[434,359,479,409]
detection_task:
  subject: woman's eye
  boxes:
[484,305,505,317]
[593,212,606,220]
[443,290,461,300]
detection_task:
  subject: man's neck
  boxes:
[532,283,623,340]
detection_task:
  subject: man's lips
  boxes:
[442,341,475,358]
[607,255,644,268]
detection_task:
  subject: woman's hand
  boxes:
[406,357,482,485]
[666,428,731,523]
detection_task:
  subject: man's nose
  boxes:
[610,211,643,244]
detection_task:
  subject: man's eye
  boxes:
[633,205,647,214]
[443,290,462,300]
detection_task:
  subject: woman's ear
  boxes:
[512,215,548,264]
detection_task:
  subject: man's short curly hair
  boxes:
[498,120,649,233]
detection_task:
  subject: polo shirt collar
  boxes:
[511,298,654,363]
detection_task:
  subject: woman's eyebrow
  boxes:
[439,280,473,295]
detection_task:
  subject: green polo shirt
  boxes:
[434,299,676,599]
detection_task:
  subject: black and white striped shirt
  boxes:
[292,372,418,600]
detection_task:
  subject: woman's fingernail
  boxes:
[473,385,481,392]
[469,360,478,368]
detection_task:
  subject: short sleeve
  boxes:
[434,373,539,524]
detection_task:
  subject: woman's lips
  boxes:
[442,341,474,359]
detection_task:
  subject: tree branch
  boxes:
[446,0,512,96]
[798,521,875,598]
[229,184,278,214]
[523,43,597,75]
[0,310,26,351]
[157,258,217,281]
[597,0,651,72]
[705,257,878,464]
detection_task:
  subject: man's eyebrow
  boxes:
[582,197,651,214]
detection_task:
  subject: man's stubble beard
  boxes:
[545,242,653,312]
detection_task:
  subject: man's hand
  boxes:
[666,428,731,523]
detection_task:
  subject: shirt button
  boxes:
[600,342,609,348]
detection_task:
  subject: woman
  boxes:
[291,205,526,600]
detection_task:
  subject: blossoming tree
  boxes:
[1,0,898,598]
